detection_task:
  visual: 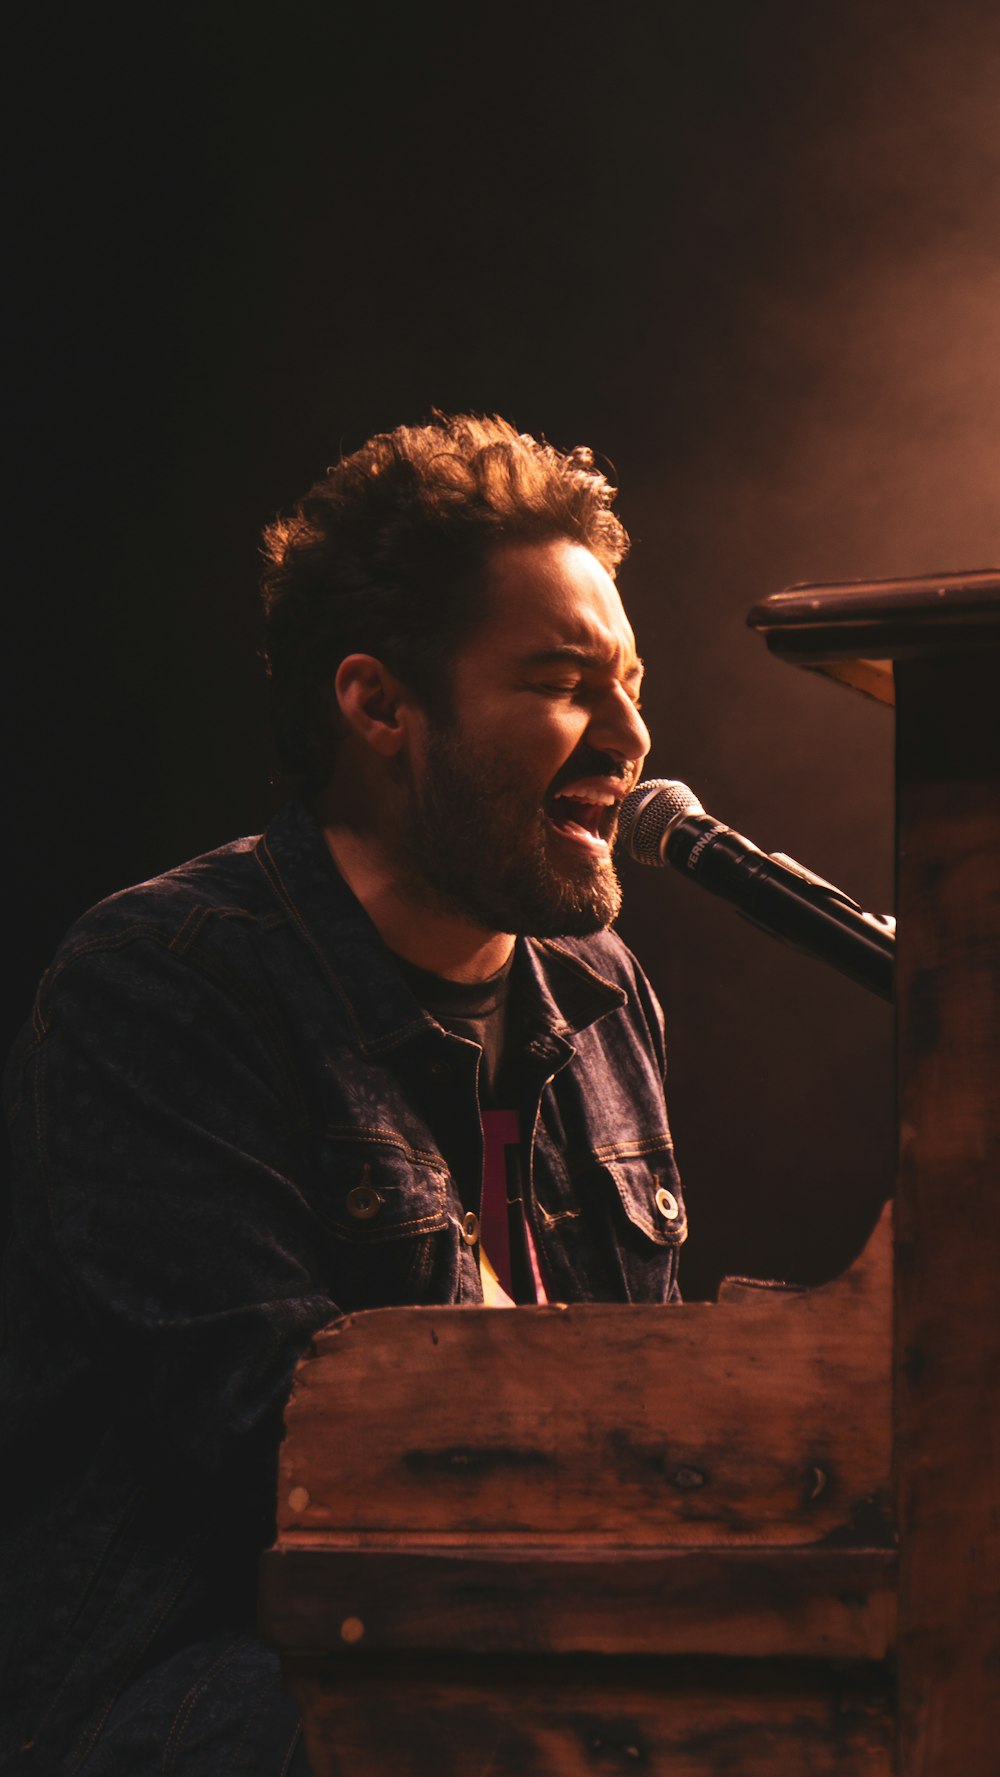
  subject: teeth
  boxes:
[559,789,617,806]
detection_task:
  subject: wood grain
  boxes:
[285,1656,894,1777]
[259,1544,896,1661]
[275,1205,892,1549]
[894,651,1000,1770]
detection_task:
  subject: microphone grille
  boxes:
[617,778,705,865]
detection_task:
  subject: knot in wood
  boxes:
[669,1465,706,1490]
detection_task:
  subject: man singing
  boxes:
[0,414,686,1773]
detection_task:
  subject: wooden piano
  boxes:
[259,572,1000,1774]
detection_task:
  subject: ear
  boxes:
[334,653,414,758]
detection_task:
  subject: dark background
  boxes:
[6,0,999,1296]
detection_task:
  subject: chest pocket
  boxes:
[594,1143,688,1249]
[567,1139,688,1303]
[313,1131,456,1310]
[316,1130,452,1240]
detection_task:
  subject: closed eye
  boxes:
[532,681,642,711]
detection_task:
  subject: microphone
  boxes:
[617,779,894,1000]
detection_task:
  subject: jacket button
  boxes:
[460,1210,480,1245]
[427,1058,452,1082]
[655,1185,679,1222]
[346,1183,383,1221]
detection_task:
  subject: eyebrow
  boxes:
[520,645,645,684]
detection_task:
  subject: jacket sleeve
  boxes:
[14,927,339,1472]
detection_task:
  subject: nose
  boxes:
[588,685,651,771]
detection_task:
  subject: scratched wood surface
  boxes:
[274,1204,892,1548]
[260,1545,896,1661]
[285,1656,894,1777]
[894,650,1000,1770]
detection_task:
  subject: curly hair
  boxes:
[260,413,630,793]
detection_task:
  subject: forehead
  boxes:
[471,538,640,674]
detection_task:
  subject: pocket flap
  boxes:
[317,1131,451,1242]
[600,1148,688,1246]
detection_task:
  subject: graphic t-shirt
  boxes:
[392,949,548,1302]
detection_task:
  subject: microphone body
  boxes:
[618,780,894,1001]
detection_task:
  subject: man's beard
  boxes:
[398,725,623,937]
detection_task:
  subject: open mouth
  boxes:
[545,783,622,853]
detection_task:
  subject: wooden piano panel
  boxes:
[286,1656,894,1776]
[261,1211,894,1772]
[271,1208,892,1552]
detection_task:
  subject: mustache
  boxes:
[547,748,633,798]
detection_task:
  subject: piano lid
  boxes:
[747,568,1000,706]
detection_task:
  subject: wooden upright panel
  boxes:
[894,650,1000,1770]
[748,572,1000,1767]
[273,1209,892,1550]
[261,1215,895,1773]
[286,1657,894,1777]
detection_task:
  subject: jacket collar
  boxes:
[253,800,625,1057]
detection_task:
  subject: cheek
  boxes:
[459,700,588,780]
[524,707,590,750]
[521,726,587,787]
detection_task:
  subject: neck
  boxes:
[318,814,515,984]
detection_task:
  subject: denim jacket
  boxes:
[0,800,685,1773]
